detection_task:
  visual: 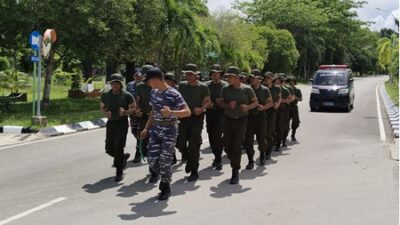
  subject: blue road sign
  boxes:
[31,56,39,62]
[30,31,40,50]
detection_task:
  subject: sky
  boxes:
[206,0,399,31]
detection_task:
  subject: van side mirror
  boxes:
[309,78,313,83]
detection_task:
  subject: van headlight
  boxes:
[338,88,349,95]
[311,88,320,94]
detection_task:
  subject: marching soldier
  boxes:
[177,64,211,181]
[131,65,153,163]
[244,69,273,168]
[205,64,227,170]
[263,72,281,159]
[284,76,295,144]
[140,68,191,200]
[164,72,179,164]
[100,74,136,182]
[165,72,178,89]
[218,66,258,184]
[288,76,302,141]
[275,74,294,150]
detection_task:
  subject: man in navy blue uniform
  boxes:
[140,68,191,200]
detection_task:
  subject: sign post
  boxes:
[30,31,47,127]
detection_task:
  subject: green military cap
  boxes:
[182,63,201,75]
[286,75,294,82]
[164,72,176,82]
[240,72,248,79]
[249,69,262,78]
[110,73,124,85]
[224,66,241,77]
[210,64,223,73]
[276,73,286,81]
[264,71,274,80]
[141,64,154,76]
[287,75,297,84]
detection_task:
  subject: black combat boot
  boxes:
[149,171,159,183]
[115,168,123,182]
[158,182,171,201]
[275,142,281,151]
[245,160,254,170]
[212,156,223,170]
[291,129,297,141]
[265,147,272,160]
[187,170,199,182]
[123,153,130,169]
[259,152,266,166]
[132,150,141,163]
[230,168,239,185]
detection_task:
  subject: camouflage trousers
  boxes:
[148,125,178,183]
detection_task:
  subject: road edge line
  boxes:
[0,197,66,225]
[376,83,387,142]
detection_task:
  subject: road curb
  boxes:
[1,118,107,136]
[0,126,39,134]
[380,84,399,138]
[39,118,107,137]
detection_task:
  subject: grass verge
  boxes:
[0,85,102,128]
[385,81,399,106]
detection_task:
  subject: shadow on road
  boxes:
[118,197,177,221]
[201,146,213,154]
[171,177,201,197]
[198,166,224,181]
[116,177,157,198]
[82,176,123,194]
[209,180,251,198]
[240,166,267,180]
[310,108,351,113]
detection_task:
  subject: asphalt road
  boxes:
[0,76,398,225]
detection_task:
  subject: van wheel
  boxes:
[345,104,351,112]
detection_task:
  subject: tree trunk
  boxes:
[42,46,56,109]
[124,61,136,84]
[82,60,93,80]
[106,61,118,82]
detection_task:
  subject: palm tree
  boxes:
[158,0,209,71]
[377,34,399,82]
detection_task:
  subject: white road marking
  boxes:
[376,84,386,142]
[0,197,66,225]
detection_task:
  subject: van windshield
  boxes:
[314,73,348,86]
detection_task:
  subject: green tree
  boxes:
[237,0,367,78]
[259,27,299,73]
[212,11,267,71]
[377,34,399,82]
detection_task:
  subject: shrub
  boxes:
[0,57,10,71]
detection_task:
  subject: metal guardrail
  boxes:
[380,84,399,138]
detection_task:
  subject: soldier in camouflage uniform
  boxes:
[140,68,191,201]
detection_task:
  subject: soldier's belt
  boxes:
[153,120,177,126]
